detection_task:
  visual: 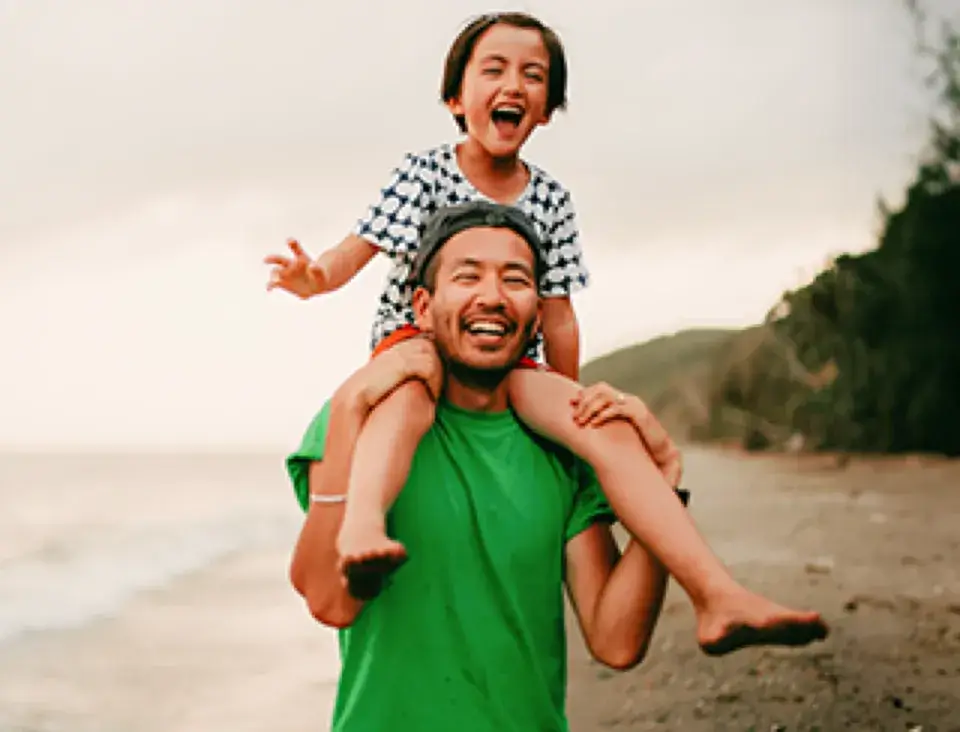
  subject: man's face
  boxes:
[413,227,540,376]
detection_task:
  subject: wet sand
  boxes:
[566,448,960,731]
[0,549,340,732]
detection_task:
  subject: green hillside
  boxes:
[580,6,960,456]
[580,328,738,439]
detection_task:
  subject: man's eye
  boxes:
[504,276,530,286]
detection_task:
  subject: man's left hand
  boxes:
[571,382,683,489]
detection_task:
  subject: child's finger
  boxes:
[585,403,621,427]
[264,255,292,267]
[287,239,308,258]
[266,273,285,291]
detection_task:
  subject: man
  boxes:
[286,201,681,731]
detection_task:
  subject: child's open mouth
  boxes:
[491,105,524,134]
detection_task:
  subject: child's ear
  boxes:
[445,97,465,118]
[412,287,434,331]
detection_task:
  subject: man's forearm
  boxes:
[289,397,367,627]
[590,539,669,668]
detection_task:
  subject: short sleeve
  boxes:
[353,152,432,257]
[285,400,333,513]
[540,188,590,298]
[564,461,616,542]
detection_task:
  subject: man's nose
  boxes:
[474,273,506,306]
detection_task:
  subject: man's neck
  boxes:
[442,373,510,413]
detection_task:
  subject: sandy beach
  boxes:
[567,449,960,731]
[1,448,958,731]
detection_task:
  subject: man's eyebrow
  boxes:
[503,261,535,277]
[450,257,534,277]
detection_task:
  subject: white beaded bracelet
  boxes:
[310,493,347,504]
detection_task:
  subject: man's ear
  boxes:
[412,286,434,332]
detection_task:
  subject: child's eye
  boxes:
[525,71,544,82]
[482,67,502,77]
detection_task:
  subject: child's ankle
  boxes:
[689,575,741,612]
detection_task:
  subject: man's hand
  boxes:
[347,336,443,412]
[571,382,682,489]
[265,239,329,299]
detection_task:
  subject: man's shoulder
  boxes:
[285,399,333,513]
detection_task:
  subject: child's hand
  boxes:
[571,382,683,488]
[265,239,328,299]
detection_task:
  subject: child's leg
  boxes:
[336,337,441,601]
[508,367,828,656]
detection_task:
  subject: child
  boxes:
[266,12,828,656]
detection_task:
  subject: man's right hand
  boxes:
[265,239,328,299]
[348,336,443,413]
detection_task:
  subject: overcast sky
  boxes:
[0,0,954,450]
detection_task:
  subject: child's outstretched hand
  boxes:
[265,239,328,299]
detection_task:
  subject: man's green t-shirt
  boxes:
[287,399,614,732]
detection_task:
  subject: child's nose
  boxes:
[501,68,522,94]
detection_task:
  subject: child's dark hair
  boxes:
[441,12,568,133]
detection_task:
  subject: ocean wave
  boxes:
[0,514,295,645]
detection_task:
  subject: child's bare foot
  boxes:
[697,588,829,656]
[337,520,407,601]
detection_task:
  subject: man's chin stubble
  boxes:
[445,359,513,391]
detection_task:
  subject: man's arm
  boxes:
[541,296,580,380]
[564,523,669,670]
[289,394,367,628]
[562,393,682,670]
[289,339,439,627]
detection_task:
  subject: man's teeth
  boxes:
[468,322,507,335]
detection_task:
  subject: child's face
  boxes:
[448,23,552,158]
